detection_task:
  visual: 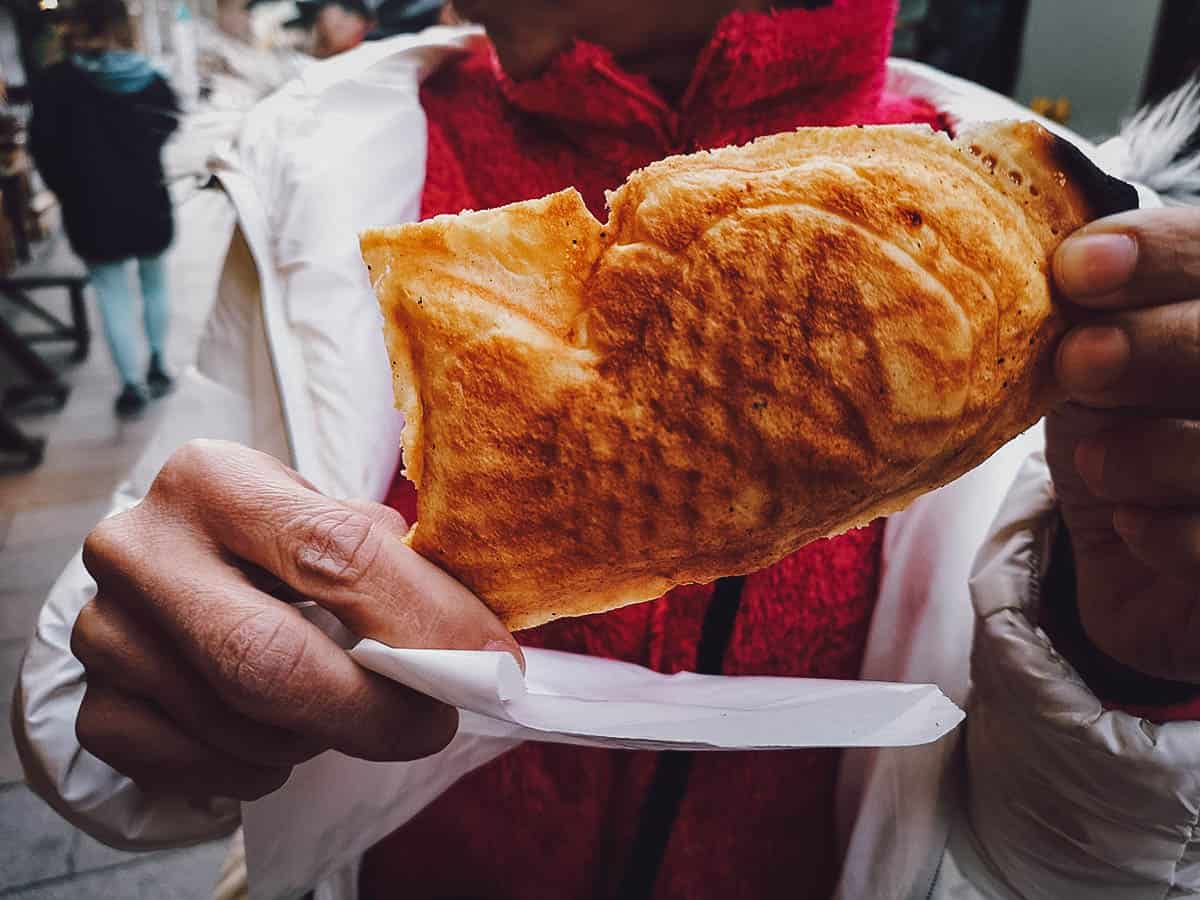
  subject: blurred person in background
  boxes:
[13,2,1200,900]
[29,0,180,419]
[313,0,371,56]
[0,3,27,103]
[367,0,444,39]
[191,0,309,107]
[291,0,450,55]
[292,0,374,58]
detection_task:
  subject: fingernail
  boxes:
[1074,440,1105,491]
[1057,326,1130,393]
[484,638,526,673]
[1055,233,1138,298]
[1113,506,1147,543]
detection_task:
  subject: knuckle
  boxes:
[70,602,101,668]
[344,499,409,535]
[74,704,95,752]
[1167,209,1200,279]
[81,515,131,582]
[1148,208,1200,271]
[75,685,110,754]
[284,506,381,592]
[70,599,137,682]
[152,439,239,503]
[211,607,309,715]
[154,440,213,494]
[81,514,165,615]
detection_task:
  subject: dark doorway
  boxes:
[1143,0,1200,103]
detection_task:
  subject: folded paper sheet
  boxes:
[244,645,964,900]
[353,643,964,749]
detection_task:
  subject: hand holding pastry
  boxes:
[70,440,519,799]
[1047,207,1200,681]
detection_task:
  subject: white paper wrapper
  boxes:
[353,643,963,749]
[244,643,962,900]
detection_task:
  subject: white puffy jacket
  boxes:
[13,26,1200,900]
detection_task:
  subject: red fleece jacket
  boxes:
[365,4,945,898]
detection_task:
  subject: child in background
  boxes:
[30,0,179,419]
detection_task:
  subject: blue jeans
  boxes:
[87,254,169,388]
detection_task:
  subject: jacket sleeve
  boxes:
[11,56,317,846]
[12,226,288,848]
[928,452,1200,899]
[142,77,182,149]
[157,77,182,135]
[11,29,479,850]
[923,76,1200,900]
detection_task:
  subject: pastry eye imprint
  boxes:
[361,121,1137,631]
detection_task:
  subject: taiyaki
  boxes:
[361,121,1136,630]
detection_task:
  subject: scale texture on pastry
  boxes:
[361,121,1136,631]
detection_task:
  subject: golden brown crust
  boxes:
[361,121,1135,631]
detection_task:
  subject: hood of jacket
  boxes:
[71,49,158,94]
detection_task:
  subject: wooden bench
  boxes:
[0,271,91,363]
[0,203,85,470]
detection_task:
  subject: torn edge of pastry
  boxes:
[361,232,425,487]
[361,188,605,492]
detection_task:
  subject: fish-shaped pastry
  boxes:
[361,121,1136,631]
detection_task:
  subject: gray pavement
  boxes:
[0,174,238,898]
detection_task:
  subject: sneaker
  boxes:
[115,383,149,419]
[147,354,175,399]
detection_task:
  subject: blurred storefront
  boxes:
[1144,0,1200,103]
[1013,0,1162,139]
[898,0,1199,139]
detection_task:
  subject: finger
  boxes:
[342,498,409,536]
[1074,418,1200,506]
[84,513,461,762]
[1045,404,1145,548]
[72,595,325,768]
[1112,506,1200,586]
[1054,300,1200,410]
[242,500,407,608]
[77,682,292,801]
[1054,207,1200,308]
[145,440,519,658]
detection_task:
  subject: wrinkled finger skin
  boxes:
[1047,207,1200,682]
[72,439,521,800]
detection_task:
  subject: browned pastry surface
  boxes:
[361,121,1135,630]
